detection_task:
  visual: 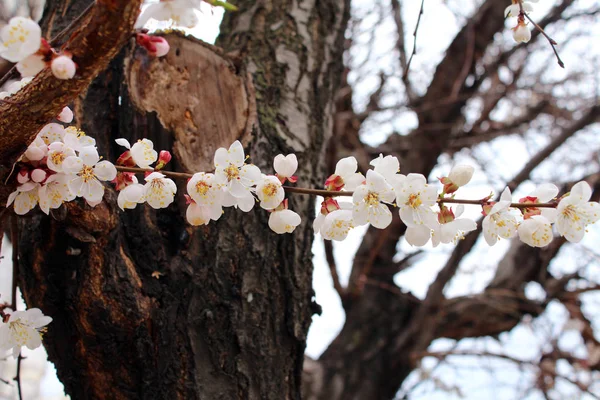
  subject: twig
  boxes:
[323,240,346,301]
[10,215,18,312]
[403,0,425,79]
[517,0,564,68]
[15,354,23,400]
[9,215,22,400]
[114,166,562,209]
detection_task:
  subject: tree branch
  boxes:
[0,0,142,205]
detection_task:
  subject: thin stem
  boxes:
[15,355,22,400]
[517,0,564,68]
[115,166,561,210]
[10,216,18,312]
[403,0,425,79]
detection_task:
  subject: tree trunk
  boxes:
[16,0,350,398]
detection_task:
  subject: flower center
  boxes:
[195,181,210,196]
[79,165,95,182]
[262,183,279,198]
[407,193,422,209]
[365,191,379,206]
[9,320,33,346]
[561,205,580,222]
[50,152,66,165]
[225,164,240,181]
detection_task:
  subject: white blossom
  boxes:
[186,203,215,226]
[352,170,395,229]
[518,215,553,247]
[117,177,145,211]
[268,209,301,234]
[186,172,223,217]
[370,154,404,187]
[38,123,66,145]
[63,147,117,203]
[0,308,52,359]
[7,181,39,215]
[51,55,76,80]
[447,165,474,187]
[130,139,158,168]
[24,136,48,161]
[395,173,438,229]
[329,156,364,190]
[58,106,74,123]
[144,172,177,209]
[214,141,261,208]
[115,138,132,149]
[38,174,75,215]
[16,53,45,77]
[432,206,477,247]
[273,154,298,180]
[47,142,76,172]
[135,0,200,28]
[256,175,285,210]
[63,127,96,152]
[0,17,41,63]
[513,22,531,43]
[505,0,535,17]
[320,209,354,241]
[405,225,432,247]
[482,188,518,246]
[555,181,600,243]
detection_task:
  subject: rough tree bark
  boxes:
[13,0,350,398]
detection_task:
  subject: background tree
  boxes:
[0,0,599,399]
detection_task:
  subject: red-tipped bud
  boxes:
[439,176,459,195]
[320,197,341,215]
[155,150,172,170]
[112,172,135,191]
[438,205,455,224]
[136,34,170,57]
[519,196,541,219]
[184,194,195,205]
[116,150,136,167]
[481,202,495,217]
[324,174,345,191]
[17,167,30,184]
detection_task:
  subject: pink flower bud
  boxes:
[324,174,345,191]
[437,206,455,224]
[31,168,47,183]
[51,55,76,80]
[116,150,135,167]
[17,168,30,184]
[136,34,170,57]
[155,150,172,170]
[519,196,541,219]
[320,197,341,215]
[112,172,136,191]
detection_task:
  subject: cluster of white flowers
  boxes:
[7,109,120,215]
[8,136,600,244]
[0,17,76,80]
[505,0,538,43]
[312,154,600,248]
[0,15,171,99]
[0,308,52,358]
